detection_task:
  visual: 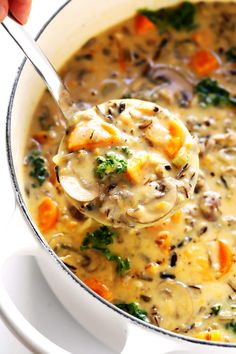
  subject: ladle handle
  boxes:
[1,17,73,120]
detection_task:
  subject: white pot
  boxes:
[2,0,236,353]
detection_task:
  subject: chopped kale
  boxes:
[225,321,236,333]
[80,226,116,251]
[210,304,221,315]
[27,150,49,187]
[80,226,130,275]
[226,47,236,62]
[116,302,149,322]
[139,2,197,33]
[103,249,130,274]
[195,78,236,107]
[95,152,127,179]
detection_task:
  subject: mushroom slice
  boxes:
[145,63,194,106]
[60,175,99,202]
[156,280,194,330]
[55,149,99,202]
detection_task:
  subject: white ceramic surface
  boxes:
[2,0,236,353]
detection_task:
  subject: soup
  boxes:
[23,1,236,342]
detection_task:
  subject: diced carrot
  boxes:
[168,120,184,138]
[189,50,220,77]
[192,30,213,49]
[135,13,155,35]
[126,153,149,184]
[38,197,59,232]
[164,120,185,158]
[155,231,170,253]
[33,131,48,144]
[68,122,120,152]
[196,330,222,341]
[171,210,182,223]
[165,137,183,158]
[84,278,113,301]
[218,240,233,277]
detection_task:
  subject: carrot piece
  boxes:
[135,14,155,35]
[218,240,233,277]
[68,122,120,152]
[33,131,48,144]
[38,197,59,232]
[84,278,113,301]
[189,50,220,77]
[171,210,182,223]
[165,137,183,158]
[192,30,213,49]
[126,153,149,184]
[168,120,183,138]
[164,120,185,158]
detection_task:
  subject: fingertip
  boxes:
[0,4,7,22]
[9,0,32,25]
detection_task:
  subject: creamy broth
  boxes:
[24,2,236,342]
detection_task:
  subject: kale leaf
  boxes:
[195,78,236,107]
[225,321,236,333]
[80,226,116,251]
[226,47,236,62]
[140,2,197,33]
[103,249,130,274]
[27,150,49,187]
[116,303,149,322]
[80,226,130,275]
[95,152,127,179]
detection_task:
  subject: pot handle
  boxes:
[121,321,187,354]
[0,203,72,354]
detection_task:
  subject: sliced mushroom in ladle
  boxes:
[3,19,199,229]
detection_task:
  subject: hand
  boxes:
[0,0,32,24]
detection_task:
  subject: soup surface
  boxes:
[24,1,236,342]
